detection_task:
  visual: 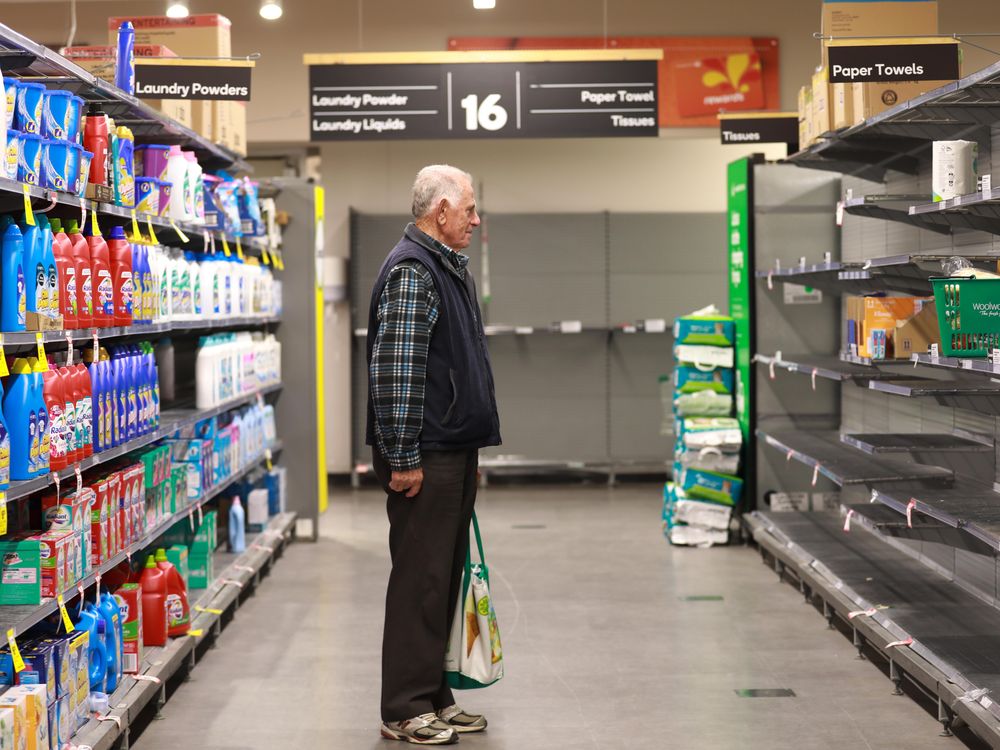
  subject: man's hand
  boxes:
[390,468,424,498]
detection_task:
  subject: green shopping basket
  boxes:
[931,276,1000,357]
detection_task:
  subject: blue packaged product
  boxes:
[20,214,44,316]
[2,77,19,129]
[238,179,263,236]
[41,89,73,140]
[135,177,158,214]
[5,358,36,480]
[677,464,743,507]
[67,96,84,142]
[18,132,42,185]
[0,219,25,331]
[20,642,57,700]
[42,139,73,192]
[673,366,735,395]
[77,605,106,692]
[15,81,44,134]
[98,592,122,693]
[673,314,735,347]
[76,147,93,197]
[115,22,136,95]
[4,128,19,180]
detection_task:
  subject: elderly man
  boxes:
[367,164,501,745]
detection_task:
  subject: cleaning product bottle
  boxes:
[107,226,133,326]
[155,548,190,636]
[29,358,49,476]
[229,496,246,553]
[59,365,78,465]
[98,591,122,692]
[113,349,126,446]
[36,214,57,320]
[67,219,93,328]
[83,105,109,187]
[147,344,159,429]
[115,21,135,95]
[139,555,168,647]
[4,358,33,480]
[125,346,138,441]
[101,354,113,450]
[113,126,134,208]
[86,222,113,327]
[0,220,25,331]
[41,367,66,471]
[50,219,77,329]
[0,378,9,491]
[131,243,146,324]
[166,146,189,220]
[76,605,107,692]
[75,363,92,458]
[20,213,44,323]
[85,350,103,453]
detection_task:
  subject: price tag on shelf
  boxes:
[188,629,204,638]
[75,466,82,494]
[188,507,195,532]
[80,198,88,227]
[236,238,245,261]
[906,498,917,528]
[811,464,820,487]
[221,234,232,257]
[265,448,273,471]
[92,329,99,357]
[6,630,24,673]
[261,247,271,266]
[65,333,74,366]
[57,595,75,633]
[277,251,285,270]
[35,334,48,371]
[559,320,582,334]
[983,174,992,197]
[811,368,818,391]
[53,472,60,501]
[147,218,159,246]
[95,572,101,594]
[91,210,101,237]
[835,200,845,227]
[133,674,162,685]
[194,606,223,615]
[170,220,190,243]
[129,210,142,243]
[0,334,8,378]
[222,579,244,589]
[843,509,855,532]
[22,185,35,226]
[196,504,203,527]
[233,565,254,574]
[0,493,7,536]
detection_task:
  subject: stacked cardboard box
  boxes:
[845,296,940,360]
[108,14,247,155]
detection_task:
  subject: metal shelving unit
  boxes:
[869,378,1000,414]
[843,195,951,234]
[841,432,991,455]
[754,352,895,383]
[872,481,1000,552]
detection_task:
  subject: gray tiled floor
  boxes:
[136,484,960,749]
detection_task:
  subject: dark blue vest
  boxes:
[366,224,501,454]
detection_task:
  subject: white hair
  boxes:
[411,164,473,219]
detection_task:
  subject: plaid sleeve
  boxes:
[370,262,440,472]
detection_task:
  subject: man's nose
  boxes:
[471,211,482,227]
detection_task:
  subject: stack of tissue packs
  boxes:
[666,306,742,547]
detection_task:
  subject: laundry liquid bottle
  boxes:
[85,350,103,453]
[101,354,113,451]
[98,591,123,692]
[0,219,25,331]
[86,222,113,327]
[229,496,246,553]
[125,345,138,441]
[28,358,49,476]
[155,548,190,636]
[41,367,66,471]
[77,604,107,692]
[0,378,9,491]
[19,213,44,322]
[83,105,110,187]
[50,219,77,329]
[112,349,126,446]
[139,555,168,647]
[35,214,57,320]
[75,363,92,458]
[67,219,93,328]
[107,226,133,326]
[4,358,35,480]
[131,243,146,324]
[58,365,79,464]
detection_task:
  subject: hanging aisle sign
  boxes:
[719,112,798,152]
[303,50,662,141]
[134,59,254,101]
[826,38,960,83]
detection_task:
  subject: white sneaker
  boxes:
[437,705,488,733]
[381,712,459,745]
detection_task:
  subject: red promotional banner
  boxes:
[448,36,780,128]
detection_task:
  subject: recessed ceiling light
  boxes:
[473,0,496,8]
[260,0,283,20]
[166,1,189,19]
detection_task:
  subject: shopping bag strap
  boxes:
[469,511,486,566]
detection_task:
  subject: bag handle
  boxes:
[470,511,486,565]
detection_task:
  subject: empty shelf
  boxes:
[870,378,1000,415]
[911,351,1000,376]
[873,480,1000,552]
[754,353,896,382]
[757,429,954,486]
[841,433,992,454]
[844,195,951,234]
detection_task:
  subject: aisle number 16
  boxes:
[461,93,508,131]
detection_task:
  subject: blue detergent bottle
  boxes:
[20,213,44,319]
[28,357,48,476]
[147,344,159,429]
[113,350,126,446]
[98,592,122,692]
[39,216,57,320]
[101,357,113,451]
[126,345,138,440]
[4,358,34,480]
[77,604,107,693]
[86,350,103,452]
[0,378,9,491]
[0,219,25,332]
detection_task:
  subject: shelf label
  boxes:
[194,606,223,615]
[221,234,232,257]
[6,630,24,673]
[835,200,845,227]
[0,334,8,378]
[130,210,142,243]
[843,509,855,532]
[35,334,48,371]
[65,333,73,366]
[559,320,582,334]
[91,210,101,237]
[170,220,189,244]
[22,185,35,226]
[146,217,158,246]
[261,247,271,266]
[236,238,245,261]
[983,174,993,197]
[57,595,75,633]
[276,251,285,270]
[188,629,204,637]
[135,61,253,101]
[906,498,917,528]
[265,448,273,471]
[93,329,99,358]
[827,41,960,83]
[75,465,82,494]
[0,493,7,536]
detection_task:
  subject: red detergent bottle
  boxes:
[68,219,93,329]
[155,548,190,637]
[84,105,110,187]
[50,219,77,329]
[107,226,133,326]
[86,224,112,328]
[41,368,66,471]
[58,365,79,464]
[139,554,168,647]
[74,363,93,458]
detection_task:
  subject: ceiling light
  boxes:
[260,0,283,19]
[166,1,189,19]
[473,0,496,8]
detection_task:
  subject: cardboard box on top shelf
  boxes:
[893,301,940,358]
[798,84,815,148]
[62,44,192,128]
[108,14,232,58]
[812,68,832,138]
[832,82,855,129]
[848,296,933,359]
[821,0,938,40]
[213,101,248,155]
[851,79,952,121]
[191,100,214,142]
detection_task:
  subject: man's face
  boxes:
[437,180,480,250]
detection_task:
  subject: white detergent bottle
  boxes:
[166,146,189,220]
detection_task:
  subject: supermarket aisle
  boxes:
[136,484,957,750]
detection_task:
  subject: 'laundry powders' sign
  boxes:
[135,61,252,101]
[827,41,959,83]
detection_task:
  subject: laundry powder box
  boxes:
[933,140,979,202]
[677,465,744,507]
[0,692,27,750]
[8,685,49,750]
[0,540,42,606]
[114,584,143,675]
[34,639,68,701]
[673,314,735,347]
[68,632,89,731]
[27,531,72,599]
[54,695,70,750]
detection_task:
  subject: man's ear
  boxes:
[438,200,449,224]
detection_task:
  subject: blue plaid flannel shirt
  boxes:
[370,229,470,471]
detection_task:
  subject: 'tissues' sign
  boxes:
[719,113,798,151]
[827,42,960,84]
[135,61,252,101]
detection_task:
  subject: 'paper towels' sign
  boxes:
[827,41,959,83]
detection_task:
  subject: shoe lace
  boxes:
[417,712,442,725]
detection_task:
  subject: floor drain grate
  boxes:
[680,595,724,602]
[511,524,547,529]
[734,689,796,698]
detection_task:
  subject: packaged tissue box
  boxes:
[932,139,978,202]
[677,465,744,507]
[674,312,735,347]
[673,366,735,395]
